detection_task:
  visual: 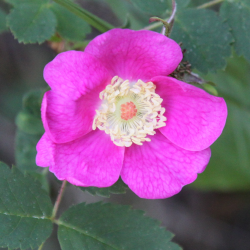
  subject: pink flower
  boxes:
[36,29,227,199]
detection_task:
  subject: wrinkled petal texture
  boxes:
[152,76,227,151]
[42,51,110,143]
[121,131,211,199]
[37,130,125,187]
[85,28,183,81]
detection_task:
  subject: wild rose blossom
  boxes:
[36,29,227,199]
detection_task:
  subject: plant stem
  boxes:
[197,0,224,9]
[144,0,225,31]
[42,167,49,175]
[51,180,67,220]
[53,0,114,33]
[38,242,45,250]
[144,19,168,31]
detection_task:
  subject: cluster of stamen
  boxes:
[92,76,167,147]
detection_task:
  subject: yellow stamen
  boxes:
[92,76,167,147]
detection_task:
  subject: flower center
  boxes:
[92,76,167,147]
[121,101,137,120]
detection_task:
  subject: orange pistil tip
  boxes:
[121,101,137,120]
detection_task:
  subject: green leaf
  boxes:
[105,0,129,24]
[0,162,53,249]
[5,0,49,5]
[15,90,44,173]
[105,0,151,30]
[51,3,91,42]
[53,0,114,33]
[0,9,7,33]
[220,0,250,63]
[192,54,250,191]
[15,90,44,135]
[78,178,128,198]
[16,111,44,135]
[7,3,57,43]
[129,0,189,16]
[171,9,233,73]
[22,90,44,118]
[130,0,170,15]
[15,130,42,173]
[57,202,181,250]
[175,0,190,9]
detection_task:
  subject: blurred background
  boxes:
[0,0,250,249]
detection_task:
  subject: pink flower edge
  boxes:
[36,130,125,187]
[152,76,227,151]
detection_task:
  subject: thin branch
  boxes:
[51,180,67,220]
[197,0,224,9]
[38,242,45,250]
[143,21,164,30]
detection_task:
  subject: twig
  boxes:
[197,0,224,9]
[51,180,67,220]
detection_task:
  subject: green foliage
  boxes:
[176,0,190,8]
[0,162,53,249]
[6,0,102,43]
[15,90,44,135]
[79,178,128,198]
[57,202,181,250]
[0,9,7,33]
[15,131,42,173]
[130,0,170,15]
[15,90,44,173]
[192,55,250,191]
[129,0,189,15]
[53,0,114,33]
[51,3,91,42]
[220,0,250,63]
[4,0,47,4]
[7,3,57,44]
[105,0,151,30]
[16,111,44,135]
[171,9,233,73]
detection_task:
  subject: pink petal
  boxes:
[43,51,110,100]
[121,131,211,199]
[41,86,103,143]
[36,133,54,167]
[152,76,227,151]
[44,130,124,187]
[85,29,182,81]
